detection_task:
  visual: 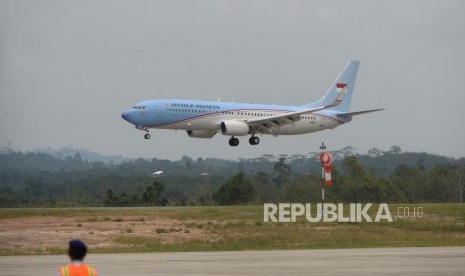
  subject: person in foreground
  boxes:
[58,239,98,276]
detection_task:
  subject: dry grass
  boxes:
[0,204,464,255]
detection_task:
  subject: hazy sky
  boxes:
[1,0,464,160]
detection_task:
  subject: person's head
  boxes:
[67,239,87,261]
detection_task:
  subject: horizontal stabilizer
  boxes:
[337,108,385,117]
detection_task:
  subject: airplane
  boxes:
[121,60,383,146]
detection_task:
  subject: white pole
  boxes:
[320,142,326,219]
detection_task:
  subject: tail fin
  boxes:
[304,60,359,112]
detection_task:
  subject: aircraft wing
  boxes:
[246,87,346,130]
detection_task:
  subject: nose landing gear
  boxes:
[136,126,150,140]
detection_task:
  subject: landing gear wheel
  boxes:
[144,133,151,139]
[249,136,260,145]
[228,137,239,146]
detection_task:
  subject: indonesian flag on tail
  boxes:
[319,152,333,187]
[336,83,347,92]
[334,84,347,105]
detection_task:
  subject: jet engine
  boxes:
[220,120,250,136]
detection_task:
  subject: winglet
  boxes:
[326,85,346,108]
[247,82,347,127]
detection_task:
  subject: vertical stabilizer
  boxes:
[304,60,359,112]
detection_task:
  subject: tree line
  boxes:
[0,146,463,207]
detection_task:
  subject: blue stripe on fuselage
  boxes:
[130,99,346,127]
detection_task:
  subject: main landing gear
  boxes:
[249,136,260,145]
[228,136,260,146]
[228,137,239,146]
[144,133,151,139]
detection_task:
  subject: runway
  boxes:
[1,247,464,275]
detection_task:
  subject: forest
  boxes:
[0,146,464,207]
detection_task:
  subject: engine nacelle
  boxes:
[220,120,250,136]
[186,130,216,138]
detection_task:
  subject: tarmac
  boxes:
[0,247,464,275]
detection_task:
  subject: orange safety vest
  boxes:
[59,263,97,276]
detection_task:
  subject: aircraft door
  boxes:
[319,117,325,127]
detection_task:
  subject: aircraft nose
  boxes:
[121,110,132,122]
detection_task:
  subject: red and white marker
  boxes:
[319,152,333,187]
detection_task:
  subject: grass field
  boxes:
[0,204,464,255]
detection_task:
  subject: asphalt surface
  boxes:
[1,247,464,275]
